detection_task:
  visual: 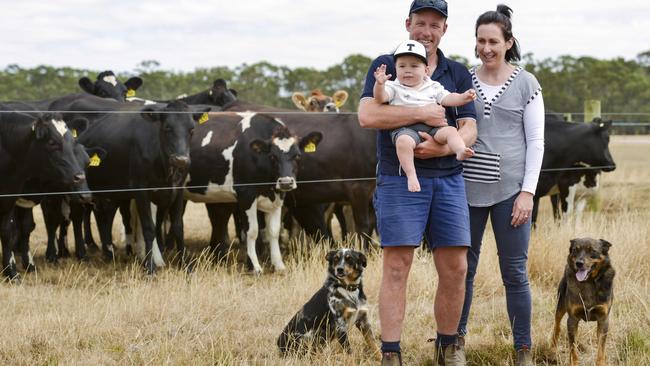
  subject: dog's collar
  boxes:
[327,274,361,291]
[334,282,360,291]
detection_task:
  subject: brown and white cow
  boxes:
[291,89,349,113]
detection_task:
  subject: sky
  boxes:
[1,0,648,74]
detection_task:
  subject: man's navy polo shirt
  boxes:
[361,49,477,178]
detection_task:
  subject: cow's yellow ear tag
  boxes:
[304,142,316,153]
[199,113,209,124]
[89,153,101,167]
[126,89,136,98]
[72,129,78,138]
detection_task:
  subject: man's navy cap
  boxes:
[409,0,448,18]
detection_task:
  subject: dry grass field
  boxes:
[1,135,649,365]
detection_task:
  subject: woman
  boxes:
[458,5,544,366]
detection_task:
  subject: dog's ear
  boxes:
[326,250,337,263]
[358,252,367,268]
[569,239,578,253]
[599,239,612,254]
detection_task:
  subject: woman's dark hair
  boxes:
[474,4,521,62]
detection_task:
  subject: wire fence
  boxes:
[0,165,618,199]
[0,108,640,198]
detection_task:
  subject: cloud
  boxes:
[1,0,647,73]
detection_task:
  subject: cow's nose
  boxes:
[73,173,86,185]
[170,155,190,168]
[324,103,338,112]
[276,177,296,191]
[576,261,584,269]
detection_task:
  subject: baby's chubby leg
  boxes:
[395,134,420,192]
[434,126,474,161]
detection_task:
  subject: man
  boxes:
[358,1,477,365]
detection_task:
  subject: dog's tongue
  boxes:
[576,270,589,282]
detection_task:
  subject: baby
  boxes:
[373,40,476,192]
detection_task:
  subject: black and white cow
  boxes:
[77,100,205,273]
[78,71,143,102]
[157,79,237,108]
[184,111,322,274]
[533,117,616,224]
[224,102,377,246]
[0,112,86,279]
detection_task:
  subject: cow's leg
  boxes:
[83,204,99,252]
[550,194,561,220]
[349,188,374,250]
[119,201,134,256]
[205,203,233,260]
[14,206,36,272]
[264,204,286,272]
[531,196,540,228]
[134,194,156,274]
[41,199,62,263]
[70,201,87,261]
[168,194,188,269]
[291,204,331,241]
[0,211,19,281]
[94,199,118,261]
[240,198,263,275]
[57,199,71,258]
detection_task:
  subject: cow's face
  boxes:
[142,102,209,173]
[586,119,616,172]
[292,90,349,113]
[78,71,143,102]
[27,114,86,189]
[250,127,323,191]
[208,79,237,106]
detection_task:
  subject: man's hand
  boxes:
[373,64,392,85]
[414,131,450,159]
[419,103,448,127]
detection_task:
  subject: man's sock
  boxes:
[381,340,401,354]
[435,332,459,347]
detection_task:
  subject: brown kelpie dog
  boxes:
[551,238,615,366]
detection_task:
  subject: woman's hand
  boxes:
[511,191,534,227]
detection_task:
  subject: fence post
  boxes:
[582,100,601,212]
[564,113,573,122]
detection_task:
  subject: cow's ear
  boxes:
[68,118,89,136]
[85,146,108,161]
[597,120,613,131]
[249,139,270,153]
[124,77,143,91]
[140,107,160,122]
[33,119,49,140]
[599,239,612,254]
[299,132,323,152]
[291,92,308,111]
[192,108,211,123]
[332,90,349,108]
[78,77,95,94]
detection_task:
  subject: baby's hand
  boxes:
[463,89,477,102]
[374,64,392,85]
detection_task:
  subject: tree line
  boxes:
[1,51,649,123]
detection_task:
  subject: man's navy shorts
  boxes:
[373,173,471,249]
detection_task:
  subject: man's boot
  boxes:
[381,352,402,366]
[434,342,466,366]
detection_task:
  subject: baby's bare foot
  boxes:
[407,175,421,192]
[456,147,475,161]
